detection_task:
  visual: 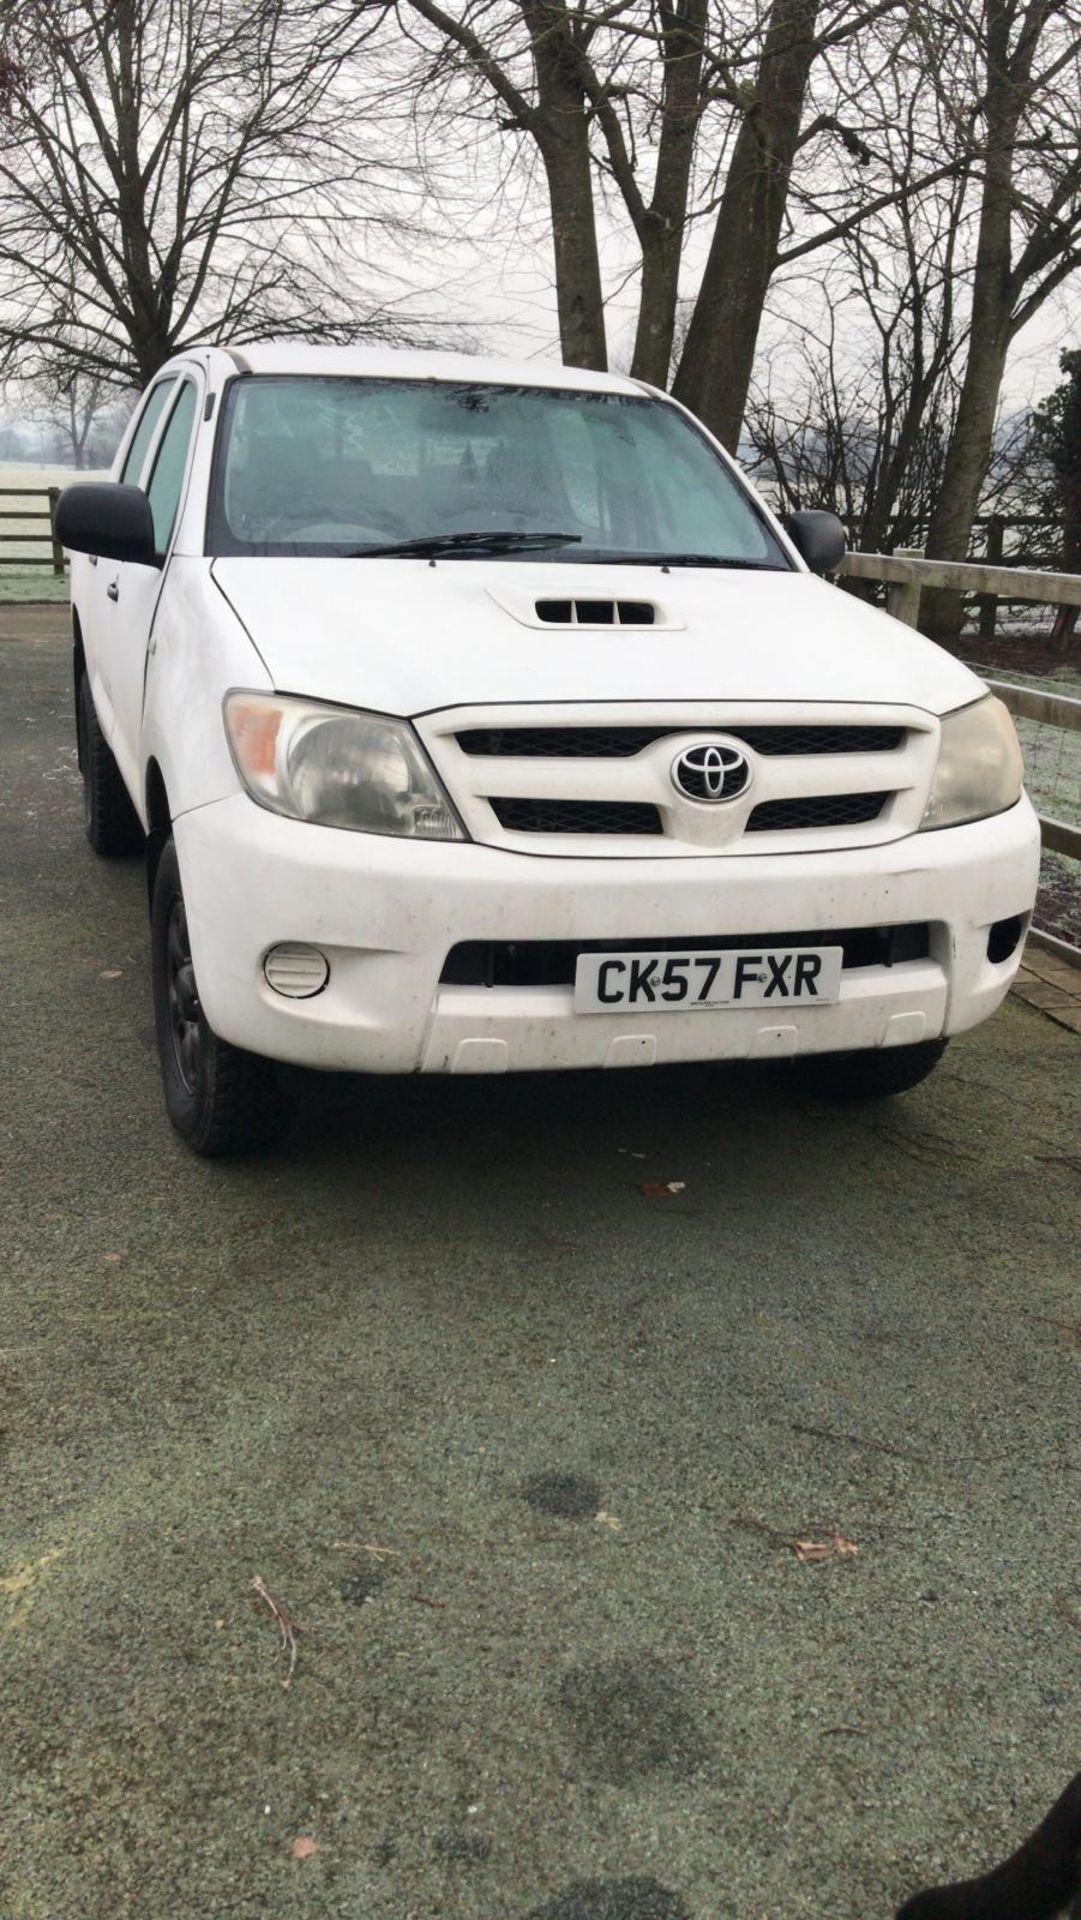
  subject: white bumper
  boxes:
[175,794,1041,1074]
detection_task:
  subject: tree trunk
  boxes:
[861,359,950,554]
[109,0,173,382]
[629,0,708,387]
[920,327,1012,634]
[524,3,608,370]
[921,0,1034,637]
[671,0,819,448]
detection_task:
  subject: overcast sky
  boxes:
[432,202,1078,416]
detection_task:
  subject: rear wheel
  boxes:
[77,671,144,856]
[151,838,293,1155]
[796,1036,948,1101]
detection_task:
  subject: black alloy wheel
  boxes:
[150,837,293,1155]
[164,892,203,1095]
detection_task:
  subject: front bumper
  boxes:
[175,793,1041,1074]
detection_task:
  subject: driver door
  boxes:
[101,373,202,804]
[83,376,176,750]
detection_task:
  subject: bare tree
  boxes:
[917,0,1081,632]
[398,1,968,451]
[753,16,960,515]
[398,1,720,376]
[671,0,823,445]
[740,50,971,550]
[0,0,424,388]
[744,302,959,556]
[51,371,123,469]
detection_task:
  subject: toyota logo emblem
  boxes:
[671,741,750,803]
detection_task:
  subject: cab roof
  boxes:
[189,341,647,397]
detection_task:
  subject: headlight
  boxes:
[224,692,466,839]
[920,694,1024,832]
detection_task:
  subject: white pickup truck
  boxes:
[57,345,1040,1155]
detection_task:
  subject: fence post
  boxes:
[979,515,1003,639]
[48,485,64,577]
[886,549,923,627]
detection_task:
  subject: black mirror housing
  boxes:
[783,509,846,577]
[55,482,158,567]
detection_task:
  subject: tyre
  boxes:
[796,1036,949,1101]
[151,837,293,1155]
[76,671,144,856]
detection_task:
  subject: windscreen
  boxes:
[208,376,790,567]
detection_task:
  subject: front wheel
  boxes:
[795,1036,948,1101]
[151,838,293,1155]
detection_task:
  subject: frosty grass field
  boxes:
[0,463,105,602]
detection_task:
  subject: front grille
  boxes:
[440,923,931,987]
[489,797,663,835]
[457,724,904,759]
[745,792,889,832]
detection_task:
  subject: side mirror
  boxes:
[783,510,846,577]
[55,482,158,567]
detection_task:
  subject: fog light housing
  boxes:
[987,916,1024,964]
[264,943,330,998]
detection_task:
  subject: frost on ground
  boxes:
[0,568,69,603]
[1013,716,1081,828]
[1037,849,1081,946]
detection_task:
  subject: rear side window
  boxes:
[146,382,198,555]
[120,379,176,485]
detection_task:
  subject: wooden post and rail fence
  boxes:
[0,484,65,575]
[842,548,1081,960]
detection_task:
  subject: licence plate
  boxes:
[573,946,844,1013]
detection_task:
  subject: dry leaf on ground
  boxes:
[331,1541,399,1559]
[290,1836,319,1861]
[639,1180,686,1198]
[793,1531,860,1564]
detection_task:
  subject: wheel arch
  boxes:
[72,607,86,766]
[145,757,172,907]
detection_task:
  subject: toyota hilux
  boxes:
[56,345,1040,1154]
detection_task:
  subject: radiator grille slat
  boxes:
[457,724,904,759]
[746,792,889,832]
[490,797,663,835]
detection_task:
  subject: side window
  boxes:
[146,382,199,556]
[119,379,176,485]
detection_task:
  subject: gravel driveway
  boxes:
[2,612,1078,1920]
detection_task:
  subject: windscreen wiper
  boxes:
[568,550,787,570]
[349,529,583,559]
[661,553,786,570]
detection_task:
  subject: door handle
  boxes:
[106,580,119,602]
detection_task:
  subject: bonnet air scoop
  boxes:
[535,598,656,627]
[484,582,676,630]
